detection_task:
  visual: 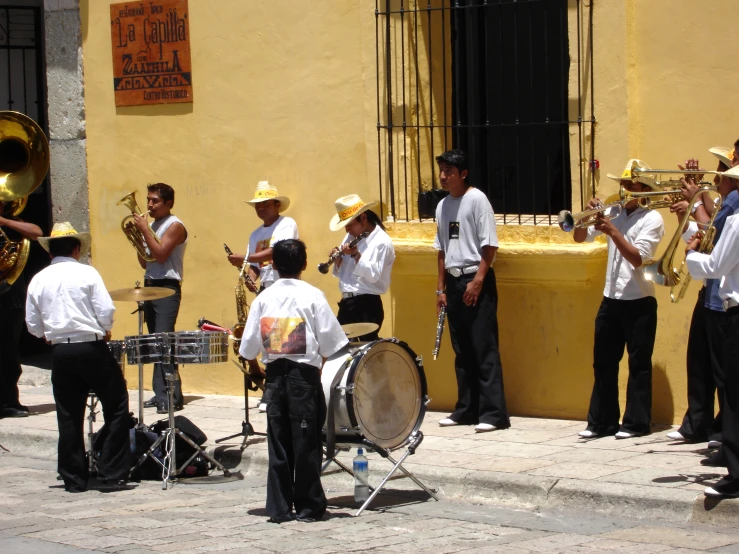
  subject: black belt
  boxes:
[145,278,180,286]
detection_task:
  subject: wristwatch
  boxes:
[435,290,445,296]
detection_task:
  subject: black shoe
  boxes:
[65,486,87,493]
[156,403,168,414]
[143,398,158,408]
[0,406,30,418]
[701,449,728,467]
[174,403,184,411]
[267,514,295,524]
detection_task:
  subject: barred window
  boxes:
[376,0,595,224]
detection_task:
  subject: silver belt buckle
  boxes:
[724,298,737,311]
[448,267,462,278]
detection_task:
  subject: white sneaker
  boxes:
[475,423,496,433]
[578,430,598,438]
[438,418,458,427]
[708,440,722,449]
[615,431,640,439]
[258,402,267,413]
[666,431,684,441]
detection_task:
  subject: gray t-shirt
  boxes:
[434,187,498,269]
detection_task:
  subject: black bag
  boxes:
[149,416,208,470]
[417,189,449,220]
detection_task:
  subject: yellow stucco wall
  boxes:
[77,0,739,424]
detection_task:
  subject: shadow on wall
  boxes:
[652,362,674,425]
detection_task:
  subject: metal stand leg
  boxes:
[133,368,231,490]
[137,299,145,428]
[86,392,99,475]
[321,432,438,516]
[216,373,267,449]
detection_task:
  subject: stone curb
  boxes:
[3,418,738,528]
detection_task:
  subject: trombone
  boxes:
[558,194,624,232]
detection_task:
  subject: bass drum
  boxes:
[322,338,427,451]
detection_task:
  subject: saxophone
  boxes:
[432,305,446,360]
[230,257,251,356]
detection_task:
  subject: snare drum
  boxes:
[322,338,427,450]
[107,340,125,367]
[125,333,164,365]
[163,331,229,364]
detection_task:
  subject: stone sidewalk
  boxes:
[2,375,738,528]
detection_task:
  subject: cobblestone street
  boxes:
[3,453,739,553]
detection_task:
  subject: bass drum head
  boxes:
[347,340,426,450]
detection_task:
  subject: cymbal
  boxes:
[341,322,379,339]
[108,286,175,302]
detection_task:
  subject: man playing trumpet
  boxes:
[575,161,664,439]
[668,143,739,447]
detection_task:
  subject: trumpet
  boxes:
[619,184,685,210]
[318,231,369,274]
[557,194,623,232]
[117,191,160,262]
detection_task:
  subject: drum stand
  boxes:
[135,298,146,428]
[215,362,266,450]
[132,370,231,489]
[322,431,439,517]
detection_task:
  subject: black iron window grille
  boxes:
[375,0,595,224]
[0,4,45,126]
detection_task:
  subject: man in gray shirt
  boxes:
[434,150,510,433]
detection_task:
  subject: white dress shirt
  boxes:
[26,257,115,342]
[332,226,395,295]
[585,208,665,300]
[686,214,739,307]
[239,278,348,368]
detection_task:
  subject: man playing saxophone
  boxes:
[574,162,664,439]
[132,183,188,414]
[667,142,739,450]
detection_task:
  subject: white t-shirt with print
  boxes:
[247,216,298,287]
[239,278,348,368]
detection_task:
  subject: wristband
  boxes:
[691,200,703,215]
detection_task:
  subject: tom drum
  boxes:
[164,331,229,364]
[124,333,164,365]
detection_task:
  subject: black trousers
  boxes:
[51,341,131,490]
[714,306,739,493]
[586,296,657,435]
[337,294,384,341]
[143,280,182,406]
[0,307,24,410]
[264,359,327,520]
[678,288,725,442]
[446,270,510,428]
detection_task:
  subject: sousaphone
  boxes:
[0,111,50,294]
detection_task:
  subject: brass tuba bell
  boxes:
[0,111,49,294]
[117,190,161,263]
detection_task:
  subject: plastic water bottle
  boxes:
[353,448,369,503]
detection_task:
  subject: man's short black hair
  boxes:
[48,237,81,258]
[147,182,175,206]
[363,209,386,231]
[273,239,306,278]
[734,138,739,150]
[435,149,468,174]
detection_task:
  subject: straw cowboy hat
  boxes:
[38,222,91,257]
[709,146,735,168]
[606,158,658,190]
[245,181,290,212]
[329,194,379,232]
[721,165,739,181]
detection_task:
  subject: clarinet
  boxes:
[318,231,370,274]
[432,305,446,360]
